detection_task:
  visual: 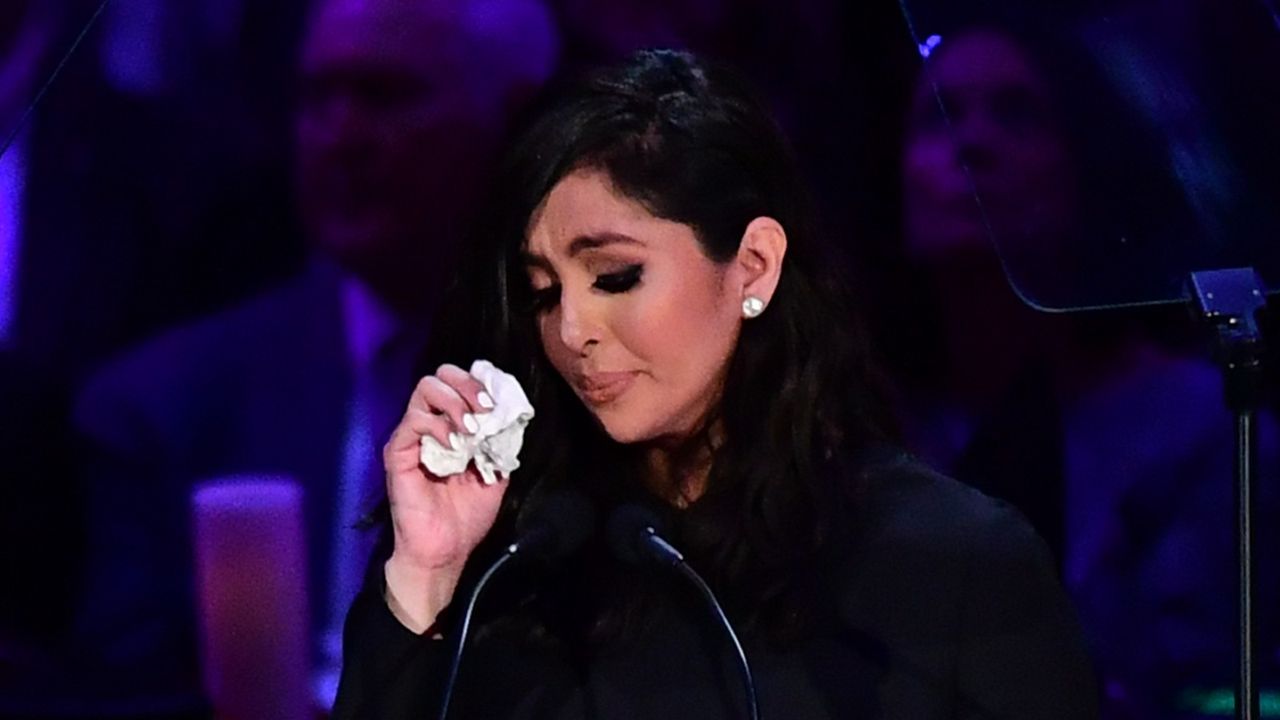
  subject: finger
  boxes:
[453,466,510,491]
[413,375,473,434]
[385,408,457,464]
[436,364,495,416]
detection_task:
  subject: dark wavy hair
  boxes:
[420,49,893,649]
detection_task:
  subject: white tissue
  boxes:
[418,360,535,485]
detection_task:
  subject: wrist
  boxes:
[383,555,464,635]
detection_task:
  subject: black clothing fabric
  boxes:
[333,455,1097,719]
[952,362,1066,569]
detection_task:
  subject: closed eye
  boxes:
[525,264,643,315]
[528,284,560,313]
[592,264,643,294]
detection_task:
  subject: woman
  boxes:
[333,49,1096,719]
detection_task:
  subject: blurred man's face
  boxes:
[295,0,505,285]
[902,29,1077,264]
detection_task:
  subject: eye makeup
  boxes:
[524,263,644,315]
[592,263,643,294]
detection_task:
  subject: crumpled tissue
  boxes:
[419,360,534,485]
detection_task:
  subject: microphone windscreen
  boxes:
[515,489,596,561]
[606,504,665,565]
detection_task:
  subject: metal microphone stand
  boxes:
[1188,268,1268,720]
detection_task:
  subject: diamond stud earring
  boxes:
[741,295,765,318]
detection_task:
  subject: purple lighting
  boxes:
[918,34,942,59]
[0,140,24,344]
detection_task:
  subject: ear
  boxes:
[731,216,788,310]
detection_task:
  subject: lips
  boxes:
[573,371,639,406]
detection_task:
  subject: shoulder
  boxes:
[835,451,1097,717]
[73,273,339,443]
[852,451,1043,566]
[831,450,1065,639]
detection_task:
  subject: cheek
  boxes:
[904,136,967,198]
[618,298,676,357]
[625,272,737,380]
[1002,133,1067,182]
[537,311,574,375]
[1001,141,1076,213]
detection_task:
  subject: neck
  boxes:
[641,422,723,508]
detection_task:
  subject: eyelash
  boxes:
[593,264,643,293]
[528,264,644,313]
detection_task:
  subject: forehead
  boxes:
[528,171,650,246]
[302,0,468,78]
[927,30,1048,96]
[525,169,701,259]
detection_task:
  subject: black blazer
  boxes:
[333,455,1098,719]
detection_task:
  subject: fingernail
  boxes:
[477,391,495,410]
[448,432,462,450]
[462,413,479,434]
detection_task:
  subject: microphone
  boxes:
[607,505,762,720]
[607,503,685,567]
[438,489,595,720]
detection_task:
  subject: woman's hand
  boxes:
[381,363,506,633]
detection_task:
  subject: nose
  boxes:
[301,92,368,153]
[953,111,999,173]
[557,291,599,356]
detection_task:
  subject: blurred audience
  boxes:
[882,15,1279,718]
[3,0,1278,717]
[2,0,296,698]
[1,1,69,674]
[66,0,558,714]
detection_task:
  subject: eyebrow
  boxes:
[568,232,644,256]
[522,232,645,269]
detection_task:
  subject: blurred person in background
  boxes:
[2,0,293,701]
[884,14,1279,717]
[1,0,71,679]
[67,0,559,714]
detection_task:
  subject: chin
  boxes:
[596,418,650,445]
[591,409,661,445]
[596,407,703,447]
